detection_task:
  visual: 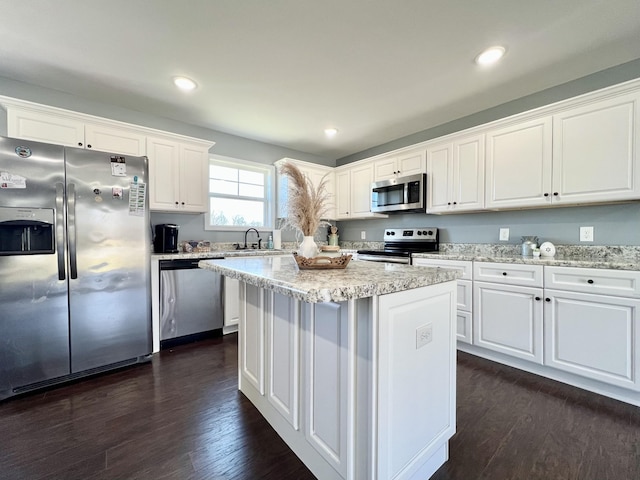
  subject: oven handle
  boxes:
[357,254,411,265]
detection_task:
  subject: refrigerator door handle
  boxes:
[55,182,66,280]
[68,182,78,279]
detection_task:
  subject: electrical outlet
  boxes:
[499,228,510,241]
[416,323,433,349]
[360,231,366,240]
[580,226,594,242]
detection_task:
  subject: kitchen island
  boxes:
[199,255,460,480]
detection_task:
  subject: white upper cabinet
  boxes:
[276,158,335,220]
[552,92,640,205]
[427,133,484,213]
[7,106,146,156]
[485,116,553,209]
[335,162,387,219]
[84,123,146,156]
[373,149,425,181]
[147,135,211,213]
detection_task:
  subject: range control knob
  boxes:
[417,231,422,235]
[427,230,433,235]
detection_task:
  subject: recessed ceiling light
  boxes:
[324,128,338,137]
[475,46,506,66]
[173,76,197,91]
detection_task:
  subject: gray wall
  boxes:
[337,203,640,246]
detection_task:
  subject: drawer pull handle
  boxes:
[587,279,594,284]
[535,296,541,301]
[502,272,507,276]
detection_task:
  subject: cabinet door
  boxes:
[84,123,146,156]
[147,136,180,211]
[224,277,240,329]
[397,150,425,177]
[473,281,544,363]
[7,107,85,148]
[179,143,209,212]
[426,143,453,213]
[335,169,351,218]
[485,117,552,209]
[453,134,484,211]
[457,310,473,344]
[552,92,640,205]
[544,289,640,390]
[350,163,374,216]
[374,157,398,181]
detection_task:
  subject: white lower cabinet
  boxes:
[543,289,640,391]
[463,262,640,404]
[473,281,544,364]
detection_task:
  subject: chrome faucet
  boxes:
[242,228,262,249]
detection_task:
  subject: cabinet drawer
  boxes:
[545,266,640,298]
[474,262,543,287]
[414,259,473,280]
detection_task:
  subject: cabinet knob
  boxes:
[175,201,179,205]
[78,142,83,147]
[545,298,551,302]
[181,202,185,205]
[397,170,400,174]
[535,296,541,301]
[587,279,594,284]
[447,202,452,205]
[553,192,559,196]
[87,144,92,149]
[502,272,507,276]
[544,193,549,197]
[453,202,457,205]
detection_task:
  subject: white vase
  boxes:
[298,235,318,258]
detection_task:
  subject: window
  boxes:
[206,155,275,230]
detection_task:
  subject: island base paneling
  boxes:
[238,281,457,480]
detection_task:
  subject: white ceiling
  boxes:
[0,1,639,160]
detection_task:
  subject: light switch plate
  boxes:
[499,228,509,241]
[416,323,433,349]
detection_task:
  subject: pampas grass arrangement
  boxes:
[279,162,331,236]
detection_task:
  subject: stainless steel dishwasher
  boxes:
[159,257,224,349]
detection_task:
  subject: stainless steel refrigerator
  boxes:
[0,135,151,401]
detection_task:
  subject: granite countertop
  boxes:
[199,255,460,303]
[412,247,640,271]
[151,249,292,260]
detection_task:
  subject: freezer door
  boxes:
[0,137,70,398]
[64,149,151,372]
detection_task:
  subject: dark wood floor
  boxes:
[1,335,639,480]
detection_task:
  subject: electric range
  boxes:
[357,228,439,264]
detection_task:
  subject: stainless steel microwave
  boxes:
[371,173,426,214]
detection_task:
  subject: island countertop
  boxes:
[199,255,460,303]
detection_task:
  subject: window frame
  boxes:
[205,154,276,231]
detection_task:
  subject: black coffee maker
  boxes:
[154,224,179,253]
